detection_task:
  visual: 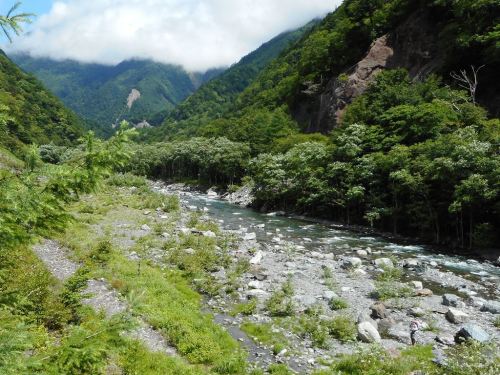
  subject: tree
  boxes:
[0,2,34,43]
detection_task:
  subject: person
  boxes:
[409,319,423,345]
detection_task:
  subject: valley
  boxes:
[1,0,499,374]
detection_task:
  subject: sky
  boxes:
[2,0,340,72]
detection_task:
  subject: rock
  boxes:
[179,227,191,235]
[432,347,448,366]
[455,324,490,343]
[373,258,394,268]
[256,224,265,229]
[356,249,368,257]
[442,294,461,307]
[435,335,455,346]
[342,257,362,269]
[272,237,281,243]
[248,280,263,290]
[207,189,218,198]
[357,322,381,343]
[276,348,287,357]
[387,325,411,343]
[430,261,438,267]
[249,250,264,265]
[323,290,339,301]
[410,281,423,290]
[480,300,500,314]
[378,317,397,335]
[416,288,433,297]
[161,232,170,239]
[371,302,387,319]
[184,248,196,255]
[446,308,469,324]
[353,268,367,276]
[246,289,269,298]
[403,258,421,268]
[357,312,378,328]
[141,224,151,231]
[143,210,151,215]
[202,231,216,238]
[244,232,257,241]
[296,295,317,307]
[408,307,425,317]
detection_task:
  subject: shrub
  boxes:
[374,281,413,301]
[329,298,349,311]
[265,280,295,317]
[107,173,148,188]
[325,315,357,343]
[231,299,257,317]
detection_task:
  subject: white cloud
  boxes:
[7,0,340,71]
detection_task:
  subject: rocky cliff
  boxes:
[292,9,445,133]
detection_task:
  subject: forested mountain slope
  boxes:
[145,20,319,141]
[0,50,82,152]
[11,55,221,137]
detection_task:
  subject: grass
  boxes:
[329,298,349,311]
[240,322,288,355]
[374,281,413,301]
[265,279,295,317]
[375,266,403,282]
[231,299,258,317]
[494,316,500,329]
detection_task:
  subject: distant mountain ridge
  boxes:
[10,55,223,137]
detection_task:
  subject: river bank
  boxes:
[152,180,500,373]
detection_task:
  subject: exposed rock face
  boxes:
[455,324,490,343]
[292,9,444,134]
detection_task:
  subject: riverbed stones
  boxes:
[357,321,381,343]
[442,294,462,307]
[402,258,421,268]
[480,300,500,314]
[342,257,362,269]
[446,307,469,324]
[244,232,257,241]
[202,230,216,238]
[323,290,339,301]
[455,324,490,343]
[373,258,394,268]
[371,302,387,319]
[250,250,264,265]
[416,288,433,297]
[141,224,151,231]
[410,281,423,290]
[355,249,368,257]
[248,280,263,290]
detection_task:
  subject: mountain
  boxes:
[10,55,222,137]
[0,50,82,152]
[144,20,319,141]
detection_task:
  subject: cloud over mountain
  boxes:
[8,0,338,71]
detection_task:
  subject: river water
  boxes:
[177,189,500,298]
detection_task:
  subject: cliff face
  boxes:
[292,9,444,133]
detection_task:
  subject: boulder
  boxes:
[403,258,421,268]
[357,321,381,343]
[416,288,433,297]
[410,281,423,290]
[202,230,216,238]
[455,324,490,343]
[446,308,469,324]
[357,312,378,328]
[435,335,455,346]
[342,257,362,269]
[244,232,257,241]
[249,250,264,265]
[480,300,500,314]
[184,248,196,255]
[246,289,269,298]
[373,258,394,268]
[141,224,151,231]
[442,294,462,307]
[371,302,388,319]
[408,307,425,317]
[356,249,368,257]
[323,290,340,301]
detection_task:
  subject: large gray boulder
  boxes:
[373,258,394,268]
[446,308,469,324]
[357,321,381,343]
[480,300,500,314]
[455,324,490,343]
[442,294,462,307]
[342,257,362,269]
[371,302,387,319]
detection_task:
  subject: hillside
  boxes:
[0,50,82,152]
[10,55,222,137]
[145,20,319,141]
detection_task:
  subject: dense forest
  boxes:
[0,50,82,151]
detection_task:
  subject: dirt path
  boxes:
[32,239,177,356]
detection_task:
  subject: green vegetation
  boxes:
[265,279,295,317]
[0,50,82,152]
[374,280,414,301]
[329,298,349,311]
[11,56,213,137]
[240,322,288,355]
